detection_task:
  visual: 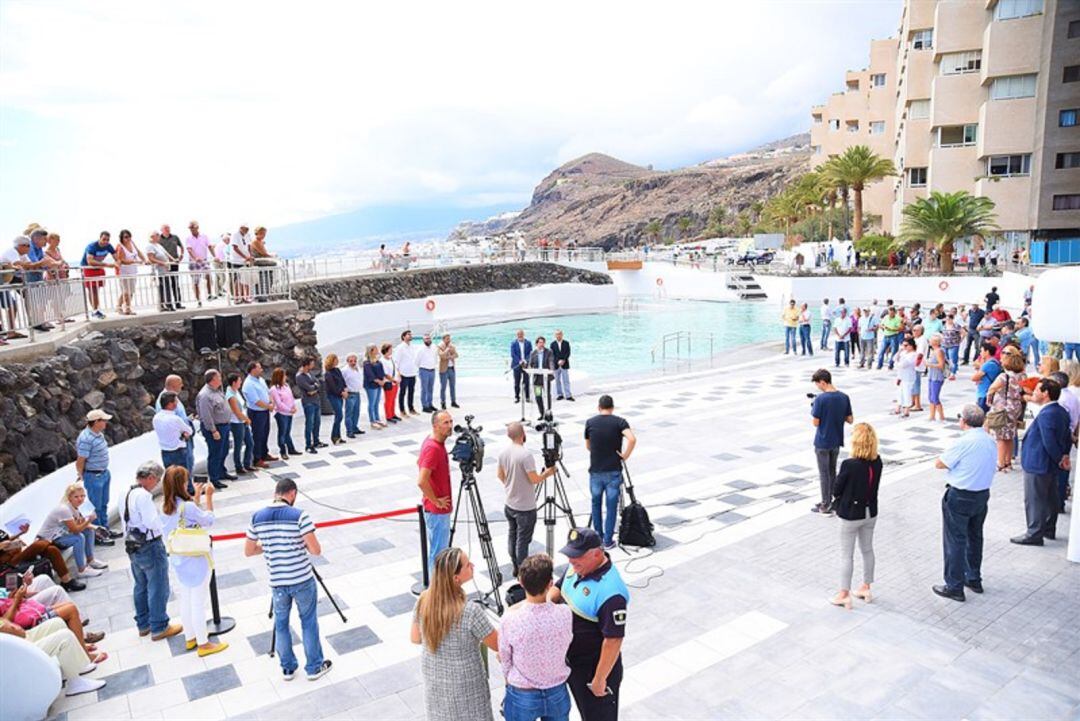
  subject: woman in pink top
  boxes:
[499,553,573,721]
[268,367,301,459]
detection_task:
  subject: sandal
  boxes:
[91,651,108,664]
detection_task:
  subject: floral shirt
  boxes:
[499,601,572,690]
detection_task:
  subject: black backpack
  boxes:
[618,467,655,548]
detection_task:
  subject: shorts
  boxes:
[0,289,15,309]
[188,259,210,275]
[82,267,105,289]
[928,379,944,405]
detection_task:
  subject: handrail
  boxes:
[650,330,717,371]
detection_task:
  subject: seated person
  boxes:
[0,584,107,662]
[0,526,84,592]
[0,614,106,697]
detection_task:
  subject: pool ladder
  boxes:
[650,331,718,371]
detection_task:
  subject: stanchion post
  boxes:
[206,567,236,636]
[410,504,429,596]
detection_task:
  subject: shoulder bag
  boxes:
[984,375,1011,431]
[166,504,213,563]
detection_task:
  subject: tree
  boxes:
[644,219,663,245]
[821,146,896,241]
[899,191,998,273]
[734,211,753,237]
[706,206,729,237]
[676,217,692,240]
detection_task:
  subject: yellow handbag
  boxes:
[166,504,213,566]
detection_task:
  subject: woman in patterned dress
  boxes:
[986,348,1027,472]
[411,547,498,721]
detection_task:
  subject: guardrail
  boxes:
[650,330,718,371]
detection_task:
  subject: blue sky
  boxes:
[0,0,901,244]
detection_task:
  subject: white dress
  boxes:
[896,350,917,405]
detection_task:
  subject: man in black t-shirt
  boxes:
[584,395,636,549]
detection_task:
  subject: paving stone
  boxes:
[316,594,350,618]
[303,460,331,469]
[720,493,754,506]
[327,625,382,655]
[779,464,811,473]
[654,515,691,527]
[345,459,372,468]
[214,568,256,589]
[247,626,301,655]
[713,453,740,461]
[725,479,757,490]
[97,664,154,701]
[371,449,396,457]
[181,664,241,702]
[330,449,356,457]
[709,511,748,524]
[744,445,770,453]
[374,592,418,618]
[355,537,394,554]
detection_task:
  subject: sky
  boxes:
[0,0,901,245]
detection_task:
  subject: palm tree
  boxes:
[676,216,692,241]
[821,146,896,241]
[899,191,998,273]
[644,219,662,245]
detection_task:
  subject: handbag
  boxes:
[166,504,213,562]
[984,375,1012,431]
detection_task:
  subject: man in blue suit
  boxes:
[1011,378,1072,546]
[509,328,532,404]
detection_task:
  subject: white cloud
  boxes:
[0,0,899,240]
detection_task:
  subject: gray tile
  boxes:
[713,453,741,461]
[303,459,331,469]
[725,479,757,490]
[345,459,372,469]
[182,664,241,702]
[709,511,748,524]
[356,538,394,554]
[326,625,382,655]
[371,449,397,457]
[393,439,418,446]
[779,464,811,473]
[330,449,356,457]
[214,568,256,590]
[668,498,700,508]
[316,594,350,618]
[247,627,301,655]
[654,515,690,527]
[720,493,754,506]
[273,471,300,480]
[166,631,190,657]
[97,664,153,701]
[744,445,770,453]
[655,421,676,427]
[374,592,417,618]
[914,444,943,453]
[650,533,678,552]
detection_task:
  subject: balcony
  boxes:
[981,15,1042,83]
[976,175,1033,229]
[928,145,980,193]
[933,1,986,56]
[909,0,937,33]
[931,73,983,127]
[977,97,1037,157]
[906,51,934,98]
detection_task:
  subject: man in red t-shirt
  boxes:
[417,410,454,574]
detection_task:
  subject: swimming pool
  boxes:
[450,299,782,380]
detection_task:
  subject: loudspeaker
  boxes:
[216,313,243,348]
[191,316,218,353]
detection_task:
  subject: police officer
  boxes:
[548,528,629,721]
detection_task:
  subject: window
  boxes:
[993,0,1043,20]
[938,124,978,147]
[912,29,933,49]
[908,167,928,187]
[846,80,860,92]
[813,114,823,124]
[1056,152,1080,169]
[1069,20,1080,38]
[871,73,886,87]
[1065,65,1080,83]
[990,74,1037,99]
[846,120,860,133]
[828,119,840,131]
[987,154,1031,176]
[909,99,930,119]
[1061,109,1078,127]
[941,51,982,75]
[869,121,885,135]
[1052,194,1080,210]
[812,145,823,155]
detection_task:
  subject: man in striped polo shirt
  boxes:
[245,478,332,681]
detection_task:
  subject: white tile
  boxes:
[124,679,187,715]
[160,695,226,721]
[67,694,131,721]
[216,679,280,717]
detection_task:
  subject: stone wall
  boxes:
[0,310,318,501]
[292,262,611,313]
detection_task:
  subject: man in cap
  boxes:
[185,221,214,306]
[75,409,119,545]
[228,224,254,301]
[23,227,59,331]
[0,236,33,342]
[549,527,630,721]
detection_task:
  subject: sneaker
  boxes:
[603,541,617,550]
[307,659,333,681]
[62,579,87,592]
[283,669,297,682]
[79,567,104,578]
[65,676,106,696]
[88,559,108,570]
[85,630,105,644]
[91,310,105,320]
[108,529,123,539]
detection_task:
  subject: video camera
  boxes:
[535,411,563,469]
[451,415,485,473]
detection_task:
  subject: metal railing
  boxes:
[0,264,291,345]
[650,330,718,371]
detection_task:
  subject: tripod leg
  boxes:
[554,471,578,529]
[268,598,276,658]
[464,475,504,615]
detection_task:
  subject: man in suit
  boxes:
[1011,378,1072,546]
[527,336,556,421]
[551,329,575,402]
[509,329,532,404]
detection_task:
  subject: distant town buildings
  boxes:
[810,0,1080,264]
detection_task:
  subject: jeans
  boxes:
[250,409,270,460]
[365,387,381,423]
[204,424,231,482]
[912,371,922,399]
[424,511,451,576]
[815,447,839,506]
[504,684,572,721]
[275,413,299,454]
[838,516,876,589]
[328,395,344,441]
[440,367,457,406]
[1063,343,1080,362]
[1024,342,1040,367]
[303,402,321,449]
[820,319,831,350]
[419,368,436,409]
[272,578,325,676]
[230,423,254,470]
[784,326,797,353]
[505,506,537,574]
[941,487,989,592]
[131,538,170,634]
[53,529,96,570]
[876,334,901,369]
[590,470,622,545]
[554,367,571,398]
[162,447,189,473]
[799,325,813,355]
[945,346,959,375]
[82,469,111,528]
[961,331,979,364]
[399,375,417,412]
[345,392,361,435]
[834,340,849,367]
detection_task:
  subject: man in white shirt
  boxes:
[341,353,365,437]
[912,324,928,412]
[229,225,254,301]
[819,298,831,351]
[0,236,32,341]
[416,332,439,413]
[185,220,213,306]
[393,330,419,415]
[153,392,192,474]
[123,461,181,640]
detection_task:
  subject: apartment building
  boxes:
[809,0,1080,263]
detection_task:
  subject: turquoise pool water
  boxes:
[451,299,782,379]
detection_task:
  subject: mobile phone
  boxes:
[586,682,613,696]
[4,573,18,593]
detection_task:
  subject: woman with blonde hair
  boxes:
[323,354,347,444]
[159,466,228,657]
[410,547,498,721]
[830,423,883,609]
[115,229,146,315]
[35,483,108,580]
[986,348,1026,472]
[926,333,947,422]
[362,344,387,429]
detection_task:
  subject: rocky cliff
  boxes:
[490,134,810,249]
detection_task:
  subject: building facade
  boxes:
[810,0,1080,263]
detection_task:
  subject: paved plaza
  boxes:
[45,344,1079,721]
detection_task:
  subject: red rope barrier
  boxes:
[210,506,419,542]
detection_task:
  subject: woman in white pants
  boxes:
[159,467,228,657]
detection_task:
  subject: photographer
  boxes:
[585,395,636,549]
[417,411,454,574]
[153,392,193,475]
[497,422,556,576]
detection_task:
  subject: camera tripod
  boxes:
[449,465,505,615]
[535,455,577,558]
[267,565,347,658]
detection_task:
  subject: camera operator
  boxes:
[497,422,556,576]
[585,395,636,549]
[417,410,454,574]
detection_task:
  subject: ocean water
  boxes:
[449,299,782,380]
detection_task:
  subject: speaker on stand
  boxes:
[191,316,222,369]
[216,313,244,350]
